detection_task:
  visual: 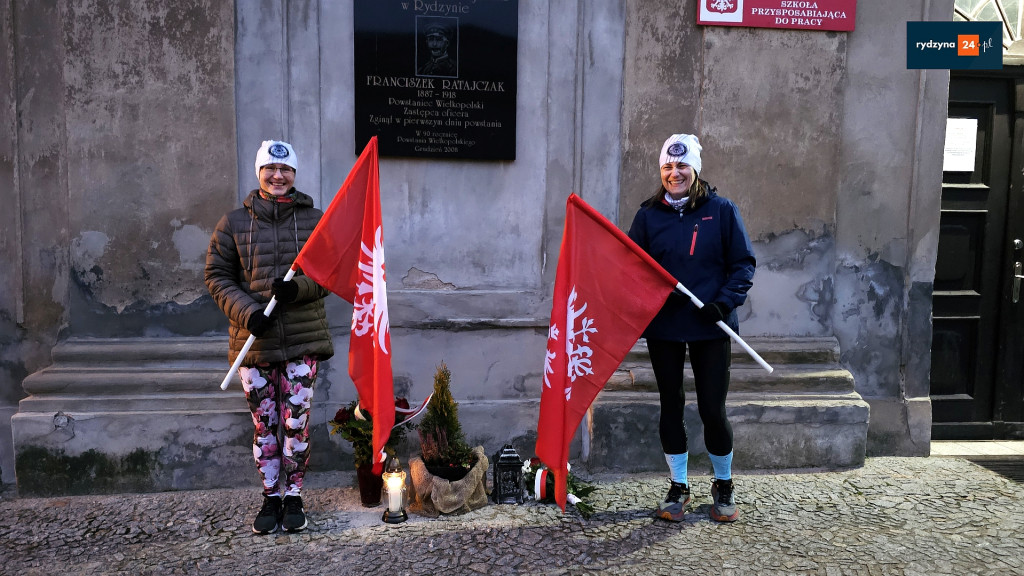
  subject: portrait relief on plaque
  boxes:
[417,17,459,78]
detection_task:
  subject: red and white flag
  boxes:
[294,136,394,475]
[535,194,679,511]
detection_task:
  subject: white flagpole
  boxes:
[219,267,298,390]
[674,282,774,374]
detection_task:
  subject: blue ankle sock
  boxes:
[709,451,733,481]
[665,452,689,485]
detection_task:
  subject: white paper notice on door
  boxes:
[944,118,978,172]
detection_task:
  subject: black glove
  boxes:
[246,312,274,337]
[271,278,299,303]
[697,301,728,324]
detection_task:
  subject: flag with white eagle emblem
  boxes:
[536,194,679,511]
[294,136,394,475]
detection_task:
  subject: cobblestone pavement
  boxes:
[0,457,1022,575]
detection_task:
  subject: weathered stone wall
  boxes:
[2,0,952,489]
[1,0,75,484]
[0,0,21,484]
[1,0,237,484]
[61,0,237,336]
[835,1,949,454]
[241,0,632,468]
[620,1,843,340]
[4,0,633,485]
[619,0,950,455]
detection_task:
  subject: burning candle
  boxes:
[386,473,404,512]
[381,456,408,524]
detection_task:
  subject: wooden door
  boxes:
[931,74,1012,439]
[995,75,1024,438]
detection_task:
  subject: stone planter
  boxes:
[408,446,489,517]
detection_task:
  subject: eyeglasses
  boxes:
[261,165,295,175]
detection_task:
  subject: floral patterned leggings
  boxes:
[238,356,318,497]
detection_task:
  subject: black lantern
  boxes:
[491,444,525,504]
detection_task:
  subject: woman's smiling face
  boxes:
[259,164,295,196]
[661,161,694,199]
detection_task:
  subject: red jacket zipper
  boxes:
[690,224,698,256]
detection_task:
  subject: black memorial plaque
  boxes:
[354,0,518,160]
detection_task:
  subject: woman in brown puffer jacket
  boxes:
[205,140,333,535]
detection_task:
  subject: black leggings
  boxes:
[647,337,733,457]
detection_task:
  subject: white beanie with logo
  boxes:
[659,134,702,176]
[254,140,298,179]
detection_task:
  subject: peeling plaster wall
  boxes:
[2,0,953,488]
[2,0,238,483]
[834,1,950,455]
[0,0,23,484]
[620,0,843,339]
[701,27,844,239]
[1,0,76,484]
[621,0,950,455]
[618,1,701,225]
[0,0,23,415]
[702,25,845,339]
[61,0,237,336]
[5,0,630,486]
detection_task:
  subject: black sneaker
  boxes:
[654,480,691,522]
[282,495,307,532]
[252,495,281,535]
[710,479,739,522]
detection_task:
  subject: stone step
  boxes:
[17,393,245,413]
[586,391,870,471]
[622,336,840,365]
[583,335,867,471]
[23,369,238,396]
[607,364,856,393]
[13,337,253,495]
[50,337,231,364]
[611,336,853,393]
[12,335,868,495]
[20,338,240,408]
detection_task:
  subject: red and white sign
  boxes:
[698,0,856,32]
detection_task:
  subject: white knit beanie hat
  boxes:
[659,134,702,176]
[254,140,298,179]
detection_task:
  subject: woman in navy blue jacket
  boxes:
[627,134,755,523]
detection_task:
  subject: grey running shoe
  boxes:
[282,495,308,532]
[655,481,691,522]
[710,479,739,522]
[252,495,281,535]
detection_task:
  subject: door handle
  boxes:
[1016,261,1022,303]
